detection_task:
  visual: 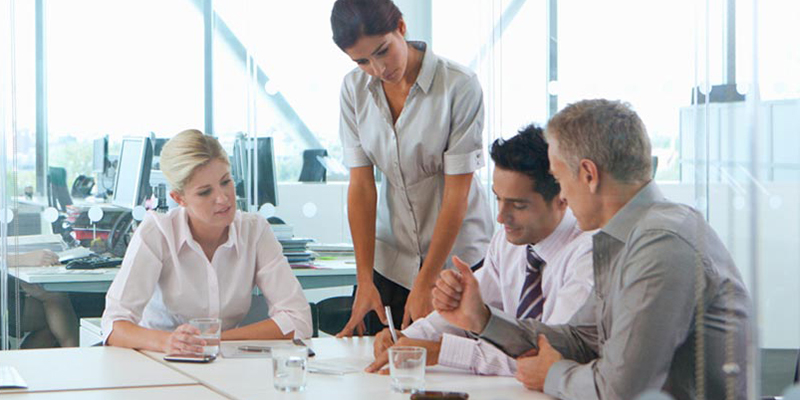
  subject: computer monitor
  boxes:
[232,136,278,209]
[93,136,108,173]
[112,137,153,209]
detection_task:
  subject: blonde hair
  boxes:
[545,99,652,183]
[159,129,229,193]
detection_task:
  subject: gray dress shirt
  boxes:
[479,181,751,400]
[339,41,493,289]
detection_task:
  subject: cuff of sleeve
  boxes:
[343,147,373,168]
[401,323,424,339]
[270,313,298,338]
[438,333,478,371]
[479,306,515,338]
[444,149,484,175]
[100,319,115,345]
[478,306,538,358]
[543,359,575,398]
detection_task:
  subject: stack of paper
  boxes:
[270,224,294,241]
[307,243,354,258]
[278,238,315,265]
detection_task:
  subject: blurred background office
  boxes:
[1,0,798,398]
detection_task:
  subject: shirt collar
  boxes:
[176,207,193,250]
[176,207,240,255]
[368,41,437,94]
[532,208,578,264]
[601,180,664,243]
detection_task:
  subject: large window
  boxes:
[213,0,353,182]
[46,0,203,187]
[6,0,36,197]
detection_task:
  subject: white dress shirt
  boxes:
[102,208,313,342]
[339,41,493,289]
[402,209,594,375]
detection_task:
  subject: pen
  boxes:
[238,345,271,353]
[293,338,316,357]
[308,366,345,375]
[385,305,398,343]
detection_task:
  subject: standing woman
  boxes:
[331,0,492,336]
[102,130,312,353]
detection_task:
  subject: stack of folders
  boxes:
[270,224,294,241]
[307,243,355,258]
[278,238,315,266]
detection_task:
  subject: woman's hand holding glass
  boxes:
[164,324,205,355]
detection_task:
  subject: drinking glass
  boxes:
[388,346,426,393]
[272,345,308,392]
[189,318,221,357]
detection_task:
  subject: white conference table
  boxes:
[0,346,195,394]
[9,258,356,293]
[0,385,229,400]
[142,337,554,400]
[0,338,553,400]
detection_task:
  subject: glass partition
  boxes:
[0,2,798,397]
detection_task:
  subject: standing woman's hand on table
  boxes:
[402,279,435,328]
[336,282,387,337]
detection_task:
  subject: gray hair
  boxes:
[159,129,229,193]
[545,99,652,183]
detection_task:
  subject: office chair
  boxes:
[795,349,799,383]
[311,296,353,337]
[298,149,328,183]
[652,156,659,179]
[48,167,73,212]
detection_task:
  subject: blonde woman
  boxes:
[102,129,312,354]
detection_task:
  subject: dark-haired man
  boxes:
[432,100,750,400]
[366,124,594,375]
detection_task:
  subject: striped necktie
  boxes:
[517,245,545,320]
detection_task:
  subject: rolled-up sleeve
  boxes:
[439,333,518,376]
[443,74,485,175]
[101,216,164,343]
[254,224,313,339]
[339,76,372,169]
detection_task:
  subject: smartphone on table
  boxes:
[411,391,469,400]
[163,354,216,363]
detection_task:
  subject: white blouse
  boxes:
[339,41,493,289]
[101,208,312,342]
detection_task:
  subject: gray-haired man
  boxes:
[432,99,751,400]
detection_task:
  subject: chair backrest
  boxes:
[795,349,799,383]
[48,167,73,212]
[298,149,328,183]
[313,295,353,336]
[652,156,659,179]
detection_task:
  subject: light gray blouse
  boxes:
[338,41,493,289]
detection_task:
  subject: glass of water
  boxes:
[189,318,221,357]
[388,346,426,393]
[272,345,308,392]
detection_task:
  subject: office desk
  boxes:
[0,347,195,394]
[10,259,357,293]
[142,337,553,400]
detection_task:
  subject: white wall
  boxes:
[275,182,351,244]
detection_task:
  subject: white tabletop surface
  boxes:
[0,385,229,400]
[0,347,196,393]
[142,337,554,400]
